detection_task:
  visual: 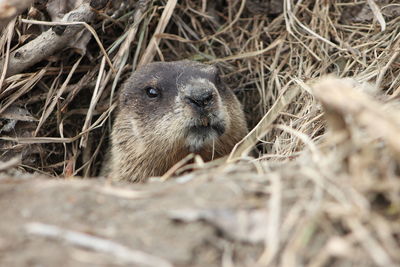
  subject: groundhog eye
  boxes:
[145,87,160,98]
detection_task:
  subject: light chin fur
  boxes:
[185,129,219,152]
[183,113,227,152]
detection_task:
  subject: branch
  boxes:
[1,3,96,77]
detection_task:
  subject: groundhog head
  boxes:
[119,60,234,152]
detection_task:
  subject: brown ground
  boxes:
[0,169,266,267]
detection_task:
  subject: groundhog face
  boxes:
[120,60,233,152]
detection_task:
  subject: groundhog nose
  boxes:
[185,92,214,109]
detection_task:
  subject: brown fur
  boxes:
[108,60,247,182]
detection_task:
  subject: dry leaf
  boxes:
[0,105,37,122]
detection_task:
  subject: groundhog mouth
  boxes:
[185,120,226,152]
[189,123,225,137]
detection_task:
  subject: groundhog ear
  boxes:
[210,63,222,81]
[211,63,221,72]
[211,64,230,87]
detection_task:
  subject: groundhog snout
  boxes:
[184,90,215,111]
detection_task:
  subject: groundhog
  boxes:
[108,60,248,182]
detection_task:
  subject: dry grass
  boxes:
[1,0,400,266]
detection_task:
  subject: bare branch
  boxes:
[1,3,96,77]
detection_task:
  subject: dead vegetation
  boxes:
[1,0,400,266]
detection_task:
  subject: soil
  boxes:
[0,169,266,267]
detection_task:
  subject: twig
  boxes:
[138,0,177,66]
[25,222,173,267]
[0,4,96,77]
[0,19,15,92]
[228,82,301,161]
[19,19,115,72]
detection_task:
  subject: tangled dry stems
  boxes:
[0,0,400,265]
